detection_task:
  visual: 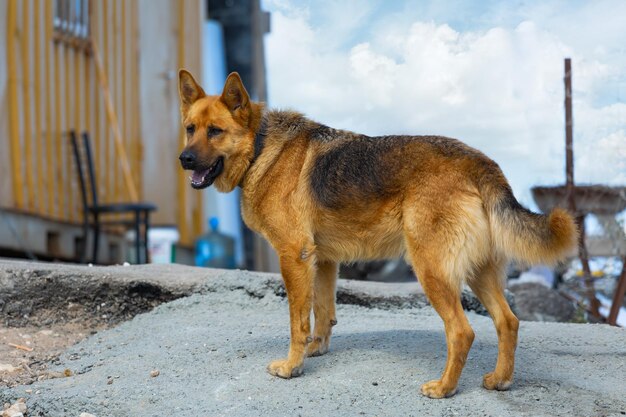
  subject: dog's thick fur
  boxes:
[177,70,578,398]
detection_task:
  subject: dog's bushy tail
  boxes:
[482,181,578,265]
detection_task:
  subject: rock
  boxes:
[508,281,576,322]
[1,398,27,417]
[0,364,18,373]
[79,413,97,417]
[150,370,159,378]
[461,288,516,316]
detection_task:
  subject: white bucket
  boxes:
[148,227,180,264]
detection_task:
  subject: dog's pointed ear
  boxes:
[220,72,250,113]
[178,69,206,113]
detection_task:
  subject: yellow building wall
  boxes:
[0,0,204,247]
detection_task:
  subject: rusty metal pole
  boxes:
[564,59,574,206]
[564,58,600,317]
[607,259,626,325]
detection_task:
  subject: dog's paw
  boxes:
[483,372,512,391]
[306,337,329,357]
[266,359,304,379]
[420,380,458,399]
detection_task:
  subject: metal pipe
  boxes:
[607,259,626,326]
[564,58,574,201]
[564,58,600,317]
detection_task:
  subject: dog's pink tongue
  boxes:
[191,169,209,184]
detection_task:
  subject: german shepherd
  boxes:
[177,70,577,398]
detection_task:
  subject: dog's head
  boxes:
[177,70,256,192]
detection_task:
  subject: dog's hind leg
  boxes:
[307,260,338,357]
[408,250,475,398]
[467,257,519,391]
[403,191,487,398]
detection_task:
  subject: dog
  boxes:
[177,70,577,398]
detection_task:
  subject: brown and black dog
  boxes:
[177,70,577,398]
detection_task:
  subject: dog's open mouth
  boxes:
[189,157,224,189]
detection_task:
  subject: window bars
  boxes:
[53,0,90,49]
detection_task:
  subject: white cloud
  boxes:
[263,0,626,208]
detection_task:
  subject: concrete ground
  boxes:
[1,260,625,417]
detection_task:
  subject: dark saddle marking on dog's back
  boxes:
[310,135,412,208]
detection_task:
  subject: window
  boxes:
[53,0,90,45]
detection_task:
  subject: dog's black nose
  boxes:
[179,150,197,168]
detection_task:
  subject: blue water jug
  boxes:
[194,217,236,268]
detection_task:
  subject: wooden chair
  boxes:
[70,131,157,264]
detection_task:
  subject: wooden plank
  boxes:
[93,0,103,201]
[53,31,63,218]
[45,0,54,215]
[137,0,178,226]
[6,0,25,209]
[190,0,204,237]
[130,0,141,197]
[92,39,139,202]
[102,0,110,203]
[112,0,120,202]
[65,42,73,220]
[177,0,189,244]
[75,36,83,220]
[22,0,36,211]
[0,207,128,263]
[121,0,129,201]
[84,50,91,176]
[34,0,44,214]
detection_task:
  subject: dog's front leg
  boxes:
[267,250,315,378]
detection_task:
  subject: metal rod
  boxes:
[607,259,626,326]
[6,0,25,209]
[564,58,600,317]
[565,58,574,199]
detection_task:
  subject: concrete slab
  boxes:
[1,260,625,416]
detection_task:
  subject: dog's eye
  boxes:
[186,125,195,135]
[207,126,223,138]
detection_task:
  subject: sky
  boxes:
[261,0,626,209]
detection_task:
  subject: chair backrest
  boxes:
[70,130,99,212]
